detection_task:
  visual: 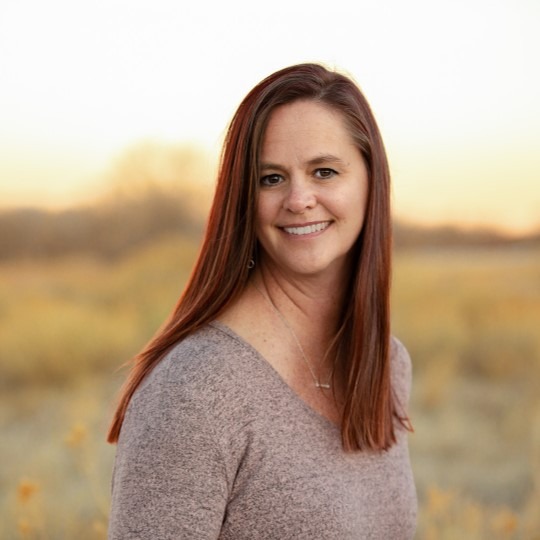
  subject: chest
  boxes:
[219,412,417,540]
[249,327,343,424]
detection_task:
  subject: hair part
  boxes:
[107,63,411,450]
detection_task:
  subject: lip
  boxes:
[279,220,332,237]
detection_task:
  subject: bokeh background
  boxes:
[1,0,539,538]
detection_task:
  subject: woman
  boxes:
[107,63,417,539]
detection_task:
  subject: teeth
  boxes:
[283,222,330,236]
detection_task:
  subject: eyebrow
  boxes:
[307,154,347,166]
[260,154,347,171]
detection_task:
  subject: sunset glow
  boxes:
[0,0,538,233]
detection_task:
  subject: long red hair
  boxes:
[107,63,410,450]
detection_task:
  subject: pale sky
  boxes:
[0,0,539,233]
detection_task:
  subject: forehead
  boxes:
[260,100,357,162]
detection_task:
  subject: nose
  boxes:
[283,177,317,213]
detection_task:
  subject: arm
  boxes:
[108,373,229,539]
[391,337,413,420]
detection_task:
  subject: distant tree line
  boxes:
[1,141,538,260]
[392,222,540,250]
[0,142,213,260]
[0,194,537,261]
[0,186,204,260]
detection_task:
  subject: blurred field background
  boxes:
[0,144,538,539]
[1,0,539,537]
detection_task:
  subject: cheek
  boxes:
[338,182,368,219]
[256,193,280,226]
[255,197,274,240]
[354,177,369,214]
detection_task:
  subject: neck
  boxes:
[251,263,350,351]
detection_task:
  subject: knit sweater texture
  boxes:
[108,321,417,539]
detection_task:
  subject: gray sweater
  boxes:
[109,321,417,539]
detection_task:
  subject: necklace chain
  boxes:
[252,281,331,390]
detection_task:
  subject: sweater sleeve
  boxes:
[390,337,413,417]
[108,368,229,540]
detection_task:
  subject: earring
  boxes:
[247,258,255,269]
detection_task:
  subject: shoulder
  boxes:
[389,336,413,408]
[115,323,258,487]
[110,326,238,536]
[141,322,248,390]
[390,336,412,380]
[125,322,256,434]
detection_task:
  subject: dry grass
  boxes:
[1,380,115,539]
[0,233,199,388]
[0,238,539,538]
[393,247,540,538]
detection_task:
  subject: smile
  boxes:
[282,222,331,236]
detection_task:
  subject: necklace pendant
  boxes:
[253,282,332,392]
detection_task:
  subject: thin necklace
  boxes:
[252,281,331,390]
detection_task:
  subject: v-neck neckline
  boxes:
[209,320,341,432]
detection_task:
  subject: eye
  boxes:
[260,173,284,187]
[314,168,337,180]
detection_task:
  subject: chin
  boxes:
[284,259,345,279]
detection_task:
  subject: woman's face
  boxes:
[256,99,369,280]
